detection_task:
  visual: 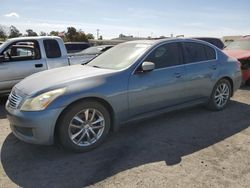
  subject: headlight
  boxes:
[20,88,66,111]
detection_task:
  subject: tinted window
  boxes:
[43,39,61,58]
[145,43,181,69]
[195,38,224,49]
[204,45,216,60]
[65,43,90,52]
[183,42,216,64]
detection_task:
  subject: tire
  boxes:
[207,79,232,111]
[57,100,111,152]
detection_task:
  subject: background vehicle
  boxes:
[223,37,250,85]
[69,45,113,64]
[194,37,225,49]
[6,39,242,152]
[0,36,92,94]
[65,42,90,54]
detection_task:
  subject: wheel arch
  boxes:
[54,96,116,142]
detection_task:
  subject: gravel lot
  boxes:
[0,87,250,188]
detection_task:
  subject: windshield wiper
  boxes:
[92,65,101,68]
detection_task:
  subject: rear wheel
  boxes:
[207,79,232,111]
[57,100,111,152]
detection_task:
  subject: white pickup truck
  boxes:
[0,36,90,94]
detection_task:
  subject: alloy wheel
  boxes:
[68,108,105,146]
[214,83,230,108]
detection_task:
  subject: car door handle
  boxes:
[35,64,43,68]
[174,72,182,78]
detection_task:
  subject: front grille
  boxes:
[8,91,23,109]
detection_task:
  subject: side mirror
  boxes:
[141,61,155,72]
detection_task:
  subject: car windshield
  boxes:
[87,42,152,70]
[79,46,107,55]
[225,40,250,50]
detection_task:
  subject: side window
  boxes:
[183,42,216,64]
[43,39,61,58]
[183,42,207,63]
[1,41,41,62]
[204,45,216,60]
[145,43,181,69]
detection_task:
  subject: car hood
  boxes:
[223,49,250,60]
[15,65,116,96]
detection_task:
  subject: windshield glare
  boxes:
[225,40,250,50]
[87,43,151,70]
[80,46,103,54]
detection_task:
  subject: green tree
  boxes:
[26,29,38,36]
[0,26,7,40]
[65,27,88,42]
[40,31,47,36]
[9,25,22,38]
[65,27,77,41]
[86,33,94,40]
[49,31,59,36]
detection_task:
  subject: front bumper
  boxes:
[6,104,64,145]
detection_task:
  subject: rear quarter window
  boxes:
[43,39,61,58]
[204,45,216,60]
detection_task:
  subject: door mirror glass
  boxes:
[141,61,155,72]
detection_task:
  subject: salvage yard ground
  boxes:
[0,86,250,188]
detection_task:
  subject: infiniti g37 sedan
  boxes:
[6,38,242,152]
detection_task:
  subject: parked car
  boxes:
[65,42,90,54]
[6,38,242,152]
[223,38,250,85]
[194,37,225,49]
[69,45,114,64]
[0,36,91,94]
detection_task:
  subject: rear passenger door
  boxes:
[128,42,187,117]
[182,42,218,100]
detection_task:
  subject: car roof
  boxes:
[6,36,61,42]
[91,45,114,48]
[124,38,217,48]
[194,37,222,40]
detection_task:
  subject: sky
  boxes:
[1,0,250,39]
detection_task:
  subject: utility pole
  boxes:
[97,29,100,40]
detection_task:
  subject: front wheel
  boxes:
[57,100,111,152]
[207,79,232,111]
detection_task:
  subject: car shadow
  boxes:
[0,96,8,119]
[240,85,250,90]
[1,100,250,187]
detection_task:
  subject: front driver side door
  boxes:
[128,42,187,117]
[0,40,47,93]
